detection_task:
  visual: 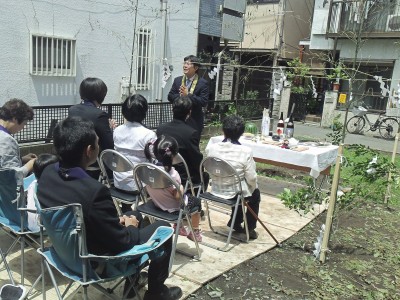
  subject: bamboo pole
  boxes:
[319,143,344,264]
[384,131,399,204]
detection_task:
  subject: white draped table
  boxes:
[207,136,339,178]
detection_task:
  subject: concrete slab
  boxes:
[0,193,325,299]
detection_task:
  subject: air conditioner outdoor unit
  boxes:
[386,14,400,32]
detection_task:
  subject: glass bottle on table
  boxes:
[285,114,294,138]
[276,112,284,138]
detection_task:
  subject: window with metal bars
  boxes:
[30,34,76,76]
[134,28,153,90]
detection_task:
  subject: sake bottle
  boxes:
[276,112,284,137]
[261,108,270,138]
[285,114,294,138]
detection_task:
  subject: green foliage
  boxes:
[286,58,311,94]
[326,114,344,145]
[278,177,328,214]
[240,90,259,100]
[337,145,398,209]
[279,144,400,213]
[326,62,349,82]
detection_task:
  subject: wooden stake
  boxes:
[319,143,343,264]
[385,131,399,204]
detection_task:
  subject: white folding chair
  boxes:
[99,150,140,215]
[172,153,201,196]
[134,162,201,272]
[198,157,250,251]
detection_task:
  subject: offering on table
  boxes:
[281,139,290,149]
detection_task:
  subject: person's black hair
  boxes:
[53,116,97,167]
[33,153,58,179]
[0,99,34,124]
[122,94,148,123]
[172,96,192,120]
[144,135,178,172]
[222,115,245,141]
[79,77,108,105]
[184,55,201,71]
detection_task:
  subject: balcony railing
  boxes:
[327,0,400,37]
[15,98,272,144]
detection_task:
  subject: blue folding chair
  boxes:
[36,203,173,300]
[0,168,40,285]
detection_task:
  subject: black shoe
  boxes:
[227,220,245,233]
[123,272,148,299]
[249,229,259,240]
[143,286,182,300]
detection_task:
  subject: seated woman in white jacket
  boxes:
[205,115,261,240]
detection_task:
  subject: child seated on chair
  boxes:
[26,153,58,231]
[144,135,203,242]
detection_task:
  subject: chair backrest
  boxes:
[172,153,196,194]
[134,162,184,204]
[39,203,89,276]
[200,157,242,196]
[0,168,25,228]
[99,149,135,184]
[134,163,178,189]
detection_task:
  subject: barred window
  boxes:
[30,34,76,76]
[134,28,153,90]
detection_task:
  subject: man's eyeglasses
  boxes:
[183,61,193,66]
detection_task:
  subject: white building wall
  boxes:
[0,0,198,106]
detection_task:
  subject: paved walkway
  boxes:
[0,193,325,299]
[295,121,400,153]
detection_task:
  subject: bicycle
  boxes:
[346,106,399,140]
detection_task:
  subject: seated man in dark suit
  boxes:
[37,116,182,300]
[157,96,207,187]
[167,55,209,137]
[69,77,115,179]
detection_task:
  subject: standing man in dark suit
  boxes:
[167,55,209,136]
[37,116,182,300]
[157,96,207,187]
[69,77,116,178]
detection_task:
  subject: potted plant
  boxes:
[326,62,349,91]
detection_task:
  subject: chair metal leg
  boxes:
[0,248,15,285]
[202,199,248,251]
[184,214,201,260]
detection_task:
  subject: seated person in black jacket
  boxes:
[157,96,208,187]
[37,116,182,300]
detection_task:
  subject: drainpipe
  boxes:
[215,45,227,101]
[159,0,168,102]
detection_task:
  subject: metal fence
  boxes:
[15,98,271,144]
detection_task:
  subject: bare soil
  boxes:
[190,201,400,300]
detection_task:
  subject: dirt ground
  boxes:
[190,202,400,299]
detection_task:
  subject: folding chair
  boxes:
[0,168,40,285]
[198,157,250,251]
[99,150,140,216]
[172,153,201,196]
[133,162,201,272]
[36,203,173,300]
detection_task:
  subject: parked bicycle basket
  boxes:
[352,106,368,117]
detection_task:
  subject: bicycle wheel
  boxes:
[346,116,365,134]
[379,117,399,140]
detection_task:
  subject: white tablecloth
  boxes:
[207,136,339,178]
